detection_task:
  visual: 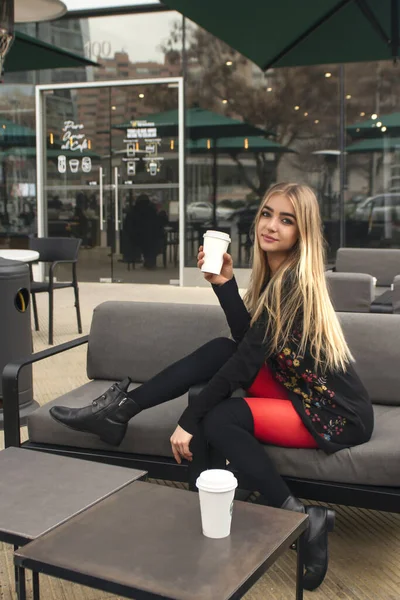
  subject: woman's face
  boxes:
[256,193,299,256]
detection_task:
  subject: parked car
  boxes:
[186,199,246,222]
[186,201,213,221]
[216,199,246,220]
[354,193,400,224]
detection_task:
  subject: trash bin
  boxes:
[0,258,38,427]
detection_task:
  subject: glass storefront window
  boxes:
[345,61,400,250]
[1,6,399,281]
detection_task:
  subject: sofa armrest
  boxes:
[3,335,89,448]
[393,275,400,314]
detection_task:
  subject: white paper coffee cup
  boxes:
[201,230,231,275]
[196,469,238,539]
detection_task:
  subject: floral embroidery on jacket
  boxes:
[269,334,347,440]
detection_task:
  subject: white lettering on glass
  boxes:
[61,120,88,153]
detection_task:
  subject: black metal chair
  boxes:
[29,237,82,345]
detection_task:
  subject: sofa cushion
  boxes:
[87,302,230,382]
[336,247,400,286]
[28,380,188,457]
[337,313,400,405]
[28,385,400,487]
[325,271,374,312]
[266,404,400,487]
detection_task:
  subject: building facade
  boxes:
[0,7,399,285]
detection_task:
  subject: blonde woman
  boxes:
[51,183,373,591]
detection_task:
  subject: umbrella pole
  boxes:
[339,64,346,248]
[212,139,217,228]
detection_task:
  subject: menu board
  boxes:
[122,120,164,178]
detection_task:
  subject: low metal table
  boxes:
[0,447,146,599]
[15,480,308,600]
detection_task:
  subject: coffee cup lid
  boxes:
[203,230,231,243]
[196,469,238,493]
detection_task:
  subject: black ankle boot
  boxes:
[302,505,335,591]
[281,495,335,591]
[49,378,141,446]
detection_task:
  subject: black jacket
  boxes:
[178,277,374,454]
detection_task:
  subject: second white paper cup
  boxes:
[201,230,231,275]
[196,469,238,539]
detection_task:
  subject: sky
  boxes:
[87,10,179,63]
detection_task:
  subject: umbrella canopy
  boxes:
[188,136,294,153]
[346,136,400,153]
[0,118,36,145]
[0,146,101,159]
[115,107,267,139]
[163,0,400,69]
[347,112,400,138]
[6,31,99,72]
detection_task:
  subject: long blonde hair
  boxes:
[243,182,353,372]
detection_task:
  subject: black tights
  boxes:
[127,337,291,508]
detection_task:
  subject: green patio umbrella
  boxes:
[116,107,267,140]
[6,31,99,72]
[0,146,101,159]
[346,136,400,153]
[347,112,400,138]
[0,118,36,146]
[187,136,293,153]
[187,136,294,223]
[163,0,400,69]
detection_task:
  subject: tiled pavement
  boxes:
[0,283,398,600]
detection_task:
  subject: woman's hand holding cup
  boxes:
[197,245,233,285]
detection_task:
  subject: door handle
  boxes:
[114,167,120,231]
[99,166,104,231]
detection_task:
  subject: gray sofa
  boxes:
[334,247,400,296]
[325,272,374,313]
[4,301,400,512]
[394,275,400,314]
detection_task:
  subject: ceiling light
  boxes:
[111,105,116,111]
[381,126,387,132]
[138,93,145,99]
[294,105,300,110]
[314,119,319,124]
[15,0,67,23]
[304,112,308,117]
[371,113,378,119]
[267,87,272,92]
[356,128,360,132]
[346,94,352,99]
[325,72,332,78]
[376,121,382,127]
[225,60,233,66]
[222,99,228,104]
[360,112,365,117]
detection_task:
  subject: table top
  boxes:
[0,249,40,263]
[0,447,146,545]
[15,480,307,600]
